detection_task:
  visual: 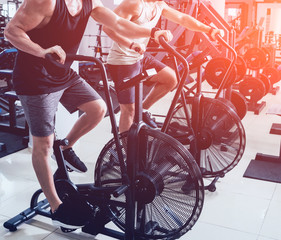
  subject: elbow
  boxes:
[102,25,109,35]
[4,25,11,41]
[4,23,16,43]
[91,6,109,23]
[91,6,101,22]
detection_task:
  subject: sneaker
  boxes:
[142,111,158,128]
[181,175,196,194]
[51,152,74,173]
[51,202,90,229]
[62,148,88,173]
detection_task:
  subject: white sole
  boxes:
[52,220,84,229]
[64,160,83,173]
[51,154,85,173]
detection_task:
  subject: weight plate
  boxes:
[204,57,237,89]
[218,91,248,120]
[261,47,271,66]
[259,73,271,95]
[230,90,248,120]
[243,47,267,70]
[239,76,266,103]
[262,66,280,85]
[235,55,247,82]
[217,97,237,114]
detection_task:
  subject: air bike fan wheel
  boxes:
[95,128,204,240]
[166,97,246,178]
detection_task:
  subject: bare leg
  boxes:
[32,134,61,212]
[118,67,177,132]
[62,99,107,149]
[119,103,135,133]
[143,66,177,110]
[32,99,106,212]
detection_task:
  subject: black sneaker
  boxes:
[51,202,90,229]
[63,148,87,173]
[181,175,196,194]
[142,111,158,128]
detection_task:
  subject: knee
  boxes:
[96,99,107,119]
[32,136,53,157]
[85,99,107,120]
[157,68,178,90]
[167,72,178,90]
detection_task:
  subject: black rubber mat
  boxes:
[243,160,281,183]
[0,131,27,158]
[270,123,281,135]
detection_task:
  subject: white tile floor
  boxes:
[1,80,281,240]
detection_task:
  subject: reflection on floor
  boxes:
[1,80,281,240]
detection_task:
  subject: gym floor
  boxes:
[1,80,281,240]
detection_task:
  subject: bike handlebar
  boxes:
[45,36,190,93]
[158,36,189,76]
[215,34,237,61]
[214,33,238,97]
[45,53,104,68]
[45,53,107,82]
[118,36,189,91]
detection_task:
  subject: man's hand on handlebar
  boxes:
[154,30,173,44]
[209,28,224,41]
[43,45,66,64]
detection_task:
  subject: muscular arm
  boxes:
[4,0,55,58]
[91,0,151,39]
[161,2,211,33]
[102,0,141,49]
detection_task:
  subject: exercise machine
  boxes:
[150,35,246,192]
[3,38,204,240]
[0,48,28,151]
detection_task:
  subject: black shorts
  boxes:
[107,54,166,104]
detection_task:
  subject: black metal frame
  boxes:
[147,35,238,192]
[2,54,151,239]
[4,40,200,239]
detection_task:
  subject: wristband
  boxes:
[129,42,134,49]
[151,27,160,39]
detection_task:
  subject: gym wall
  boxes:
[78,0,116,57]
[211,0,226,16]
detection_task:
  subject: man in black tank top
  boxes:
[4,0,172,230]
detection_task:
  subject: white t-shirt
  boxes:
[107,0,163,65]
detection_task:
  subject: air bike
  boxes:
[147,34,246,192]
[3,37,204,240]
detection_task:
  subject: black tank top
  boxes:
[13,0,92,95]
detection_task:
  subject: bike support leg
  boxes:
[3,189,50,232]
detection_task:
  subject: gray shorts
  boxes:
[18,78,101,137]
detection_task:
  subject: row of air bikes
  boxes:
[4,36,246,239]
